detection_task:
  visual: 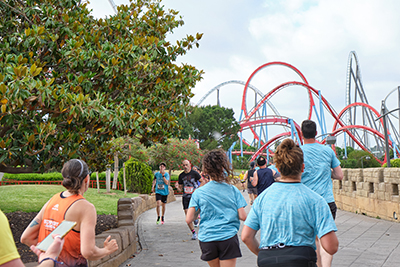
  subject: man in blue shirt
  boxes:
[152,162,170,225]
[301,120,343,267]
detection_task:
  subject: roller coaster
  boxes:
[197,51,400,165]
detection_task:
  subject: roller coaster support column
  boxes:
[344,132,348,159]
[239,109,244,157]
[227,141,237,164]
[312,91,327,139]
[288,119,301,144]
[381,101,391,167]
[388,135,399,159]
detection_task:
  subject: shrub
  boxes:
[382,158,400,167]
[3,172,63,181]
[3,172,113,181]
[170,174,179,181]
[118,159,152,194]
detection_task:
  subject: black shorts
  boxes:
[328,202,337,220]
[182,196,191,210]
[156,194,168,204]
[258,246,316,267]
[199,235,242,261]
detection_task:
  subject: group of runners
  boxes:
[152,119,343,267]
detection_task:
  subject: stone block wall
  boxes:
[88,186,176,267]
[333,168,400,222]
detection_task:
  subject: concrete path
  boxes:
[121,192,400,267]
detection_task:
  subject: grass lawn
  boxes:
[0,185,138,215]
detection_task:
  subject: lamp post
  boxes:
[360,155,371,168]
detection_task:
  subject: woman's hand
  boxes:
[103,235,119,254]
[31,234,65,263]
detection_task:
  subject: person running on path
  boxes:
[243,161,257,205]
[300,120,343,267]
[241,138,338,267]
[251,156,278,196]
[186,149,247,267]
[152,162,170,225]
[21,159,118,266]
[239,171,246,192]
[175,159,202,240]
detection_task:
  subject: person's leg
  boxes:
[161,202,166,216]
[156,200,161,217]
[220,258,237,267]
[207,258,220,267]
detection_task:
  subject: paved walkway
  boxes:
[121,192,400,267]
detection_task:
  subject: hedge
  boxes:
[3,172,114,181]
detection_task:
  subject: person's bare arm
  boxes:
[175,183,182,192]
[21,200,50,247]
[162,174,168,185]
[319,231,339,255]
[0,258,25,267]
[331,166,343,180]
[151,179,156,193]
[251,171,258,187]
[80,202,118,261]
[243,171,248,181]
[238,207,247,221]
[241,225,260,256]
[185,207,198,224]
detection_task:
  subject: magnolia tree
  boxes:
[147,138,204,174]
[0,0,203,173]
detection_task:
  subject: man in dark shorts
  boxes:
[251,156,278,196]
[243,161,257,205]
[175,159,202,240]
[301,120,343,267]
[152,162,170,225]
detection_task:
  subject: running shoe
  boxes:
[156,218,160,224]
[161,220,164,225]
[191,232,197,240]
[194,219,199,227]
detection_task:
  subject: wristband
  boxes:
[39,257,64,266]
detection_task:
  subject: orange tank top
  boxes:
[38,192,87,266]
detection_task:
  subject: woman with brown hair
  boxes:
[241,139,338,267]
[21,159,118,266]
[186,149,247,267]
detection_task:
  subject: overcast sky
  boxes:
[88,0,400,147]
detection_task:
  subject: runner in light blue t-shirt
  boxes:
[242,138,339,267]
[152,162,170,225]
[300,120,343,267]
[186,149,247,267]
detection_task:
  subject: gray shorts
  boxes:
[247,187,258,195]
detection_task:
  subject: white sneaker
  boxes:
[191,232,197,240]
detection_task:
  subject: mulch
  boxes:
[6,211,118,263]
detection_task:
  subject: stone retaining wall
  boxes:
[88,186,176,267]
[333,168,400,222]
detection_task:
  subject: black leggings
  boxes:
[258,246,316,267]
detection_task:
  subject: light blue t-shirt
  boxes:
[268,164,280,174]
[189,181,247,242]
[245,182,337,250]
[301,143,341,203]
[154,172,169,196]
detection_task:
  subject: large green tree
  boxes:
[0,0,203,173]
[178,105,240,150]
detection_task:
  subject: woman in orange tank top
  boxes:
[21,159,118,266]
